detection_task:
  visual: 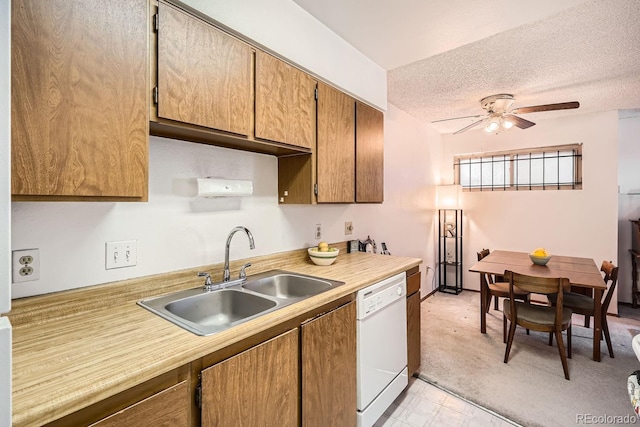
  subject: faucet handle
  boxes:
[239,263,252,279]
[197,272,212,287]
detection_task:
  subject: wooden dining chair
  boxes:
[503,271,573,380]
[477,249,529,312]
[548,260,618,358]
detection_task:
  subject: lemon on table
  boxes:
[533,248,548,257]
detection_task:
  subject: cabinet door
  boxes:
[157,2,252,136]
[407,291,421,376]
[356,101,384,203]
[317,82,355,203]
[407,268,421,375]
[201,329,299,427]
[11,0,148,199]
[301,302,357,427]
[255,51,316,149]
[90,381,189,427]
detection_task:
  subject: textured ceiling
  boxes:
[294,0,640,134]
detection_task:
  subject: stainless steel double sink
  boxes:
[138,270,345,336]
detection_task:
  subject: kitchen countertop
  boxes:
[9,247,422,426]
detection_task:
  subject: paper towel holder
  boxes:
[195,178,253,197]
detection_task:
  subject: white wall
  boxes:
[357,104,443,295]
[11,103,440,298]
[0,2,12,425]
[441,111,619,313]
[181,0,387,110]
[617,113,640,304]
[0,0,10,312]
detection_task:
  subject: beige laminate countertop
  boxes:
[10,249,422,426]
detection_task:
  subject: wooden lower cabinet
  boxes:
[301,301,357,427]
[200,328,299,427]
[46,366,191,427]
[90,381,189,427]
[406,267,422,375]
[40,297,368,426]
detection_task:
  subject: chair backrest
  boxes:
[477,249,495,285]
[600,260,619,313]
[477,249,490,261]
[504,270,570,296]
[504,270,570,329]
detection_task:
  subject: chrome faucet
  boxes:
[223,226,255,282]
[197,226,255,291]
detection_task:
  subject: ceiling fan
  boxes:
[433,94,580,135]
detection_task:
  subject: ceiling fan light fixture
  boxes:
[501,117,514,130]
[435,94,580,135]
[484,117,500,132]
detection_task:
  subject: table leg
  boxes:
[593,288,603,362]
[632,252,639,309]
[480,274,487,333]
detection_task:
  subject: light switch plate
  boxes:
[105,240,137,269]
[345,221,353,235]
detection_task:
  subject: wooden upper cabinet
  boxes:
[356,101,384,203]
[11,0,148,200]
[157,2,252,136]
[301,302,357,427]
[255,51,316,149]
[201,329,299,427]
[317,82,355,203]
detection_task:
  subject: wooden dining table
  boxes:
[469,250,607,361]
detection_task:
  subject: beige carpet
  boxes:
[419,291,640,427]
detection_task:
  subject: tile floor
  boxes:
[373,377,519,427]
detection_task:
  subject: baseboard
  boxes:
[421,288,438,301]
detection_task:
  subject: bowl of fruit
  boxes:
[529,248,551,266]
[308,241,340,266]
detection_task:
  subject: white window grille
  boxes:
[454,144,582,191]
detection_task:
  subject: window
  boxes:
[454,144,582,191]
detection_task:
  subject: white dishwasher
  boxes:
[356,272,408,427]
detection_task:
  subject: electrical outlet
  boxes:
[315,224,322,240]
[345,221,353,235]
[106,240,137,270]
[12,248,40,283]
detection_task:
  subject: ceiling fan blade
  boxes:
[432,114,484,123]
[511,101,580,115]
[453,117,489,135]
[507,114,536,129]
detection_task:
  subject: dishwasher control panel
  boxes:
[356,272,407,319]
